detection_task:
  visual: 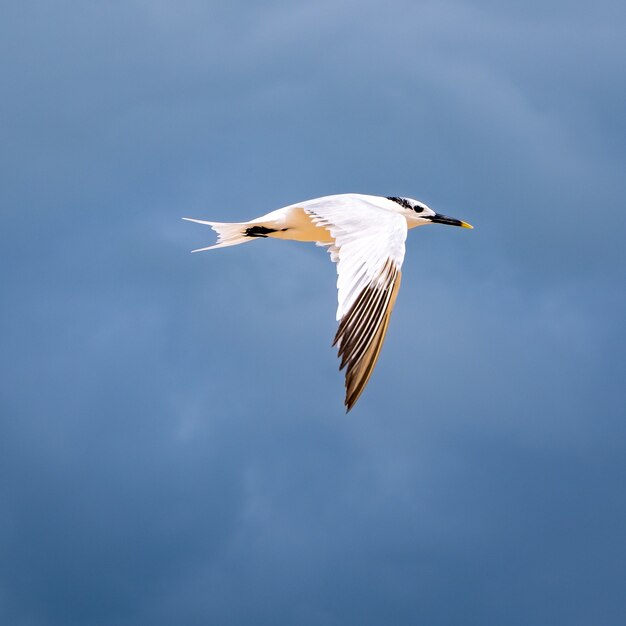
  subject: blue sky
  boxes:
[1,1,625,624]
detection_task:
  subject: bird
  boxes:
[184,193,472,412]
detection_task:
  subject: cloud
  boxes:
[0,1,625,625]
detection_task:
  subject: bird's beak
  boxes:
[430,213,473,229]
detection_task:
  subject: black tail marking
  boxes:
[244,226,288,238]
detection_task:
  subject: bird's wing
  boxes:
[302,196,407,411]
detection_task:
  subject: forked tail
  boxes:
[182,218,256,252]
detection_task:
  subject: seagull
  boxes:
[184,194,472,411]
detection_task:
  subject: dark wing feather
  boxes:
[333,259,402,411]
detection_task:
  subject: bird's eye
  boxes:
[413,205,423,213]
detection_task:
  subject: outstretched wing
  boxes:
[303,195,407,411]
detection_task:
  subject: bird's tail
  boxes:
[182,218,255,252]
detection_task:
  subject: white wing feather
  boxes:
[302,195,408,410]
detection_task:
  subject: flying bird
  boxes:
[184,194,472,411]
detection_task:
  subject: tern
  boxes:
[184,194,472,411]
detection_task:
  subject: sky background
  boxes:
[1,1,625,624]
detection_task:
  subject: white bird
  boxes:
[184,193,472,411]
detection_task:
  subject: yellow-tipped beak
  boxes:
[430,213,474,229]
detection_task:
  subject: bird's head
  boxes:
[387,196,473,229]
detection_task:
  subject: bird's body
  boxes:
[184,193,472,411]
